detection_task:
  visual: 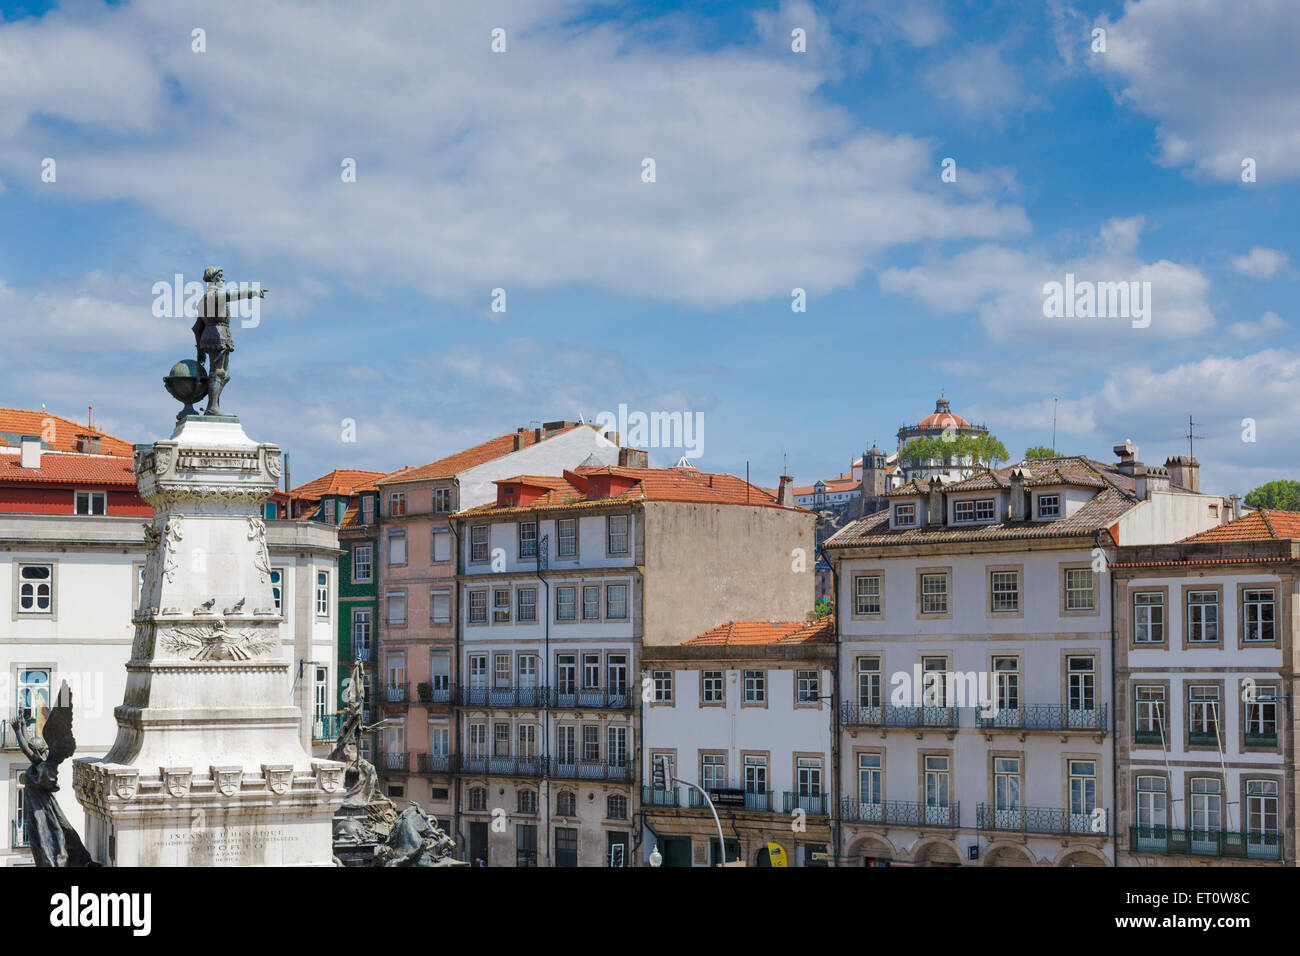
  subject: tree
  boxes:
[1244,480,1300,512]
[1024,445,1059,460]
[900,433,1008,470]
[814,597,832,620]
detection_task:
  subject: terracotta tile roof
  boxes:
[0,407,133,457]
[883,478,931,498]
[377,426,585,485]
[0,451,137,485]
[461,466,790,516]
[794,477,860,496]
[1183,510,1300,543]
[685,619,834,646]
[289,469,387,500]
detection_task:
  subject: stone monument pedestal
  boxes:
[73,417,344,866]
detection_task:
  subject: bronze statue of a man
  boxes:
[191,266,266,416]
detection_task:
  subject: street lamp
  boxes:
[648,845,662,868]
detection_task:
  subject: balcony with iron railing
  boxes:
[549,758,634,782]
[976,704,1108,735]
[417,682,454,705]
[641,786,681,808]
[312,713,342,742]
[783,792,829,816]
[380,751,411,773]
[840,797,961,829]
[840,702,959,730]
[1129,826,1283,861]
[458,754,547,778]
[976,804,1108,836]
[384,682,410,705]
[686,789,774,813]
[549,687,633,711]
[416,752,455,774]
[460,684,547,708]
[11,819,28,850]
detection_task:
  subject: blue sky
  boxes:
[0,0,1296,495]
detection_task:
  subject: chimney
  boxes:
[1137,464,1170,500]
[284,452,291,494]
[776,475,794,507]
[19,435,41,469]
[618,447,648,469]
[1008,468,1027,521]
[1230,494,1241,521]
[604,430,620,447]
[1112,440,1139,476]
[513,427,526,452]
[1164,455,1200,493]
[533,427,542,444]
[925,477,945,526]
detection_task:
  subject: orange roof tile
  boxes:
[0,408,133,457]
[0,451,137,485]
[377,426,585,485]
[685,619,834,646]
[1183,510,1300,543]
[289,469,387,500]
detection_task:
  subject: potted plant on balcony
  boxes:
[417,682,434,703]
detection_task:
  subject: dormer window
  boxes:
[953,498,996,523]
[893,503,917,527]
[1036,494,1060,519]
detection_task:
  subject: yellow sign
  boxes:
[766,842,788,867]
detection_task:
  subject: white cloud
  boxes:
[923,45,1040,123]
[0,0,1028,310]
[1229,247,1290,279]
[1228,310,1286,341]
[879,216,1215,343]
[1091,0,1300,181]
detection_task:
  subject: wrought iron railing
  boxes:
[1129,826,1282,861]
[549,688,633,710]
[641,786,680,807]
[384,682,410,704]
[1244,731,1278,747]
[458,754,546,778]
[459,684,547,708]
[417,752,454,774]
[1187,729,1220,746]
[381,751,410,773]
[975,703,1108,733]
[1134,727,1165,745]
[840,702,958,729]
[418,682,453,704]
[783,792,828,815]
[549,759,633,782]
[976,804,1108,836]
[685,789,774,812]
[840,797,960,829]
[312,713,342,741]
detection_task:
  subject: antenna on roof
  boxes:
[1186,415,1201,458]
[1051,397,1058,455]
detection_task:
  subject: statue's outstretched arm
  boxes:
[224,287,267,300]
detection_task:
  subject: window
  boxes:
[518,655,538,689]
[517,587,537,623]
[433,487,452,513]
[74,491,106,515]
[1187,590,1219,643]
[974,499,996,521]
[605,583,628,620]
[468,723,486,758]
[468,655,488,690]
[798,757,822,798]
[470,525,488,562]
[352,608,371,657]
[557,518,577,558]
[517,723,537,758]
[920,573,948,615]
[994,757,1021,817]
[583,725,600,762]
[1036,494,1060,518]
[1069,760,1097,828]
[430,590,451,624]
[16,668,51,724]
[556,725,576,764]
[1133,592,1164,643]
[744,670,766,704]
[858,754,881,809]
[1246,781,1279,846]
[607,515,629,554]
[361,496,374,525]
[854,575,881,615]
[555,586,576,621]
[554,827,578,868]
[702,670,724,704]
[264,502,278,520]
[515,824,537,867]
[993,657,1019,711]
[1067,657,1095,712]
[922,657,947,707]
[431,529,451,563]
[582,653,601,690]
[388,532,407,566]
[797,670,820,704]
[352,545,372,583]
[607,794,628,820]
[555,655,576,695]
[857,658,881,709]
[271,568,283,613]
[323,499,336,524]
[744,755,768,801]
[954,498,995,523]
[1243,589,1276,642]
[17,564,53,614]
[1245,687,1278,745]
[494,654,511,688]
[607,726,627,767]
[893,503,916,526]
[469,786,487,811]
[389,492,406,517]
[990,570,1019,612]
[518,521,537,559]
[1189,778,1222,841]
[467,589,487,624]
[607,655,629,697]
[582,585,601,621]
[1136,776,1167,835]
[1188,685,1220,744]
[701,754,726,791]
[1134,686,1166,744]
[653,671,673,703]
[494,722,510,756]
[1064,568,1094,611]
[557,791,576,817]
[493,588,511,624]
[315,571,329,617]
[386,591,406,625]
[430,654,451,695]
[924,756,950,813]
